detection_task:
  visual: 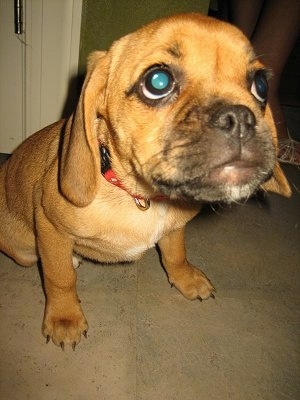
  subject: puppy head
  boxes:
[60,13,291,206]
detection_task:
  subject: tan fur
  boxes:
[0,13,290,348]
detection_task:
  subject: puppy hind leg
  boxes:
[36,213,88,348]
[158,227,215,301]
[0,217,38,267]
[72,254,83,269]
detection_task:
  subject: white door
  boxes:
[0,0,82,154]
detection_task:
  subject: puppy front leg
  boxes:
[158,227,215,301]
[36,215,88,349]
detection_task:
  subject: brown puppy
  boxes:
[0,13,291,349]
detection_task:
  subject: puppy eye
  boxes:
[251,70,268,103]
[141,67,176,100]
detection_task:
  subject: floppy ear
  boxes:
[59,51,109,206]
[261,162,292,197]
[260,106,291,197]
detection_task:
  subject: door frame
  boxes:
[24,0,82,138]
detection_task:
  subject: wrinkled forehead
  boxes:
[109,14,256,81]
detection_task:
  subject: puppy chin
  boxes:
[151,165,273,203]
[155,181,260,203]
[220,183,260,203]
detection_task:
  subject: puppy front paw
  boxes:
[168,264,215,301]
[42,304,88,350]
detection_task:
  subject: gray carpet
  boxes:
[0,161,299,399]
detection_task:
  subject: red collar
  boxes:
[102,168,151,210]
[100,144,167,210]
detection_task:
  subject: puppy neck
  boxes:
[99,144,167,210]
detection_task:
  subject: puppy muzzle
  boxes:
[148,104,275,203]
[209,105,256,141]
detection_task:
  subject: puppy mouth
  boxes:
[208,160,263,185]
[151,160,272,203]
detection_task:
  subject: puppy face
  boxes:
[61,13,291,206]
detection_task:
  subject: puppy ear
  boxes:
[60,51,109,206]
[260,106,291,197]
[261,162,291,197]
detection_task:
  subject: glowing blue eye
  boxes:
[142,67,175,100]
[251,70,268,103]
[151,72,170,90]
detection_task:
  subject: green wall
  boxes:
[79,0,210,76]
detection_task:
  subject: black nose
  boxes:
[210,105,256,140]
